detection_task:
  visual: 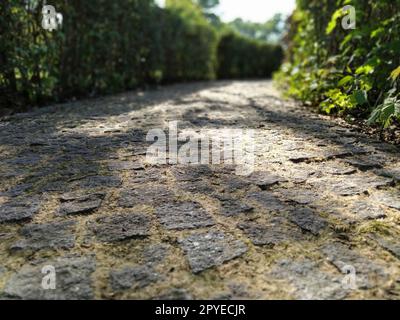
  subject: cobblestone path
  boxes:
[0,81,399,299]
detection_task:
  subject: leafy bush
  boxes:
[276,0,400,127]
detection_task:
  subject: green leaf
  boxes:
[351,90,368,105]
[338,75,353,87]
[355,65,374,75]
[326,9,342,35]
[390,66,400,80]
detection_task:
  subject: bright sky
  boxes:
[155,0,296,23]
[215,0,296,22]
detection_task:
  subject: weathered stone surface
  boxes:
[176,180,214,194]
[245,171,287,190]
[370,191,400,210]
[287,208,328,235]
[277,188,320,205]
[3,255,96,300]
[239,218,304,246]
[288,152,320,163]
[247,191,289,212]
[57,192,105,216]
[2,183,33,197]
[370,235,400,259]
[216,196,253,216]
[376,168,400,182]
[110,265,159,291]
[11,221,76,252]
[128,168,165,184]
[178,231,247,273]
[0,197,40,223]
[311,176,393,197]
[118,186,172,208]
[348,200,386,220]
[108,160,144,171]
[142,243,170,265]
[325,164,357,176]
[155,201,214,230]
[87,212,150,242]
[75,175,122,188]
[219,175,251,192]
[321,242,387,288]
[172,165,213,182]
[344,158,383,171]
[270,259,347,300]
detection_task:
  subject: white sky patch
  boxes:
[215,0,296,22]
[155,0,165,8]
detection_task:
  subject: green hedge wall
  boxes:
[217,32,283,79]
[0,0,218,112]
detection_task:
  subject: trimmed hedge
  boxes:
[217,32,283,79]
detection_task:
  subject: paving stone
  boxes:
[369,235,400,259]
[155,201,214,230]
[10,221,76,252]
[76,175,122,188]
[348,200,386,220]
[118,186,173,208]
[277,188,320,205]
[370,191,400,210]
[176,180,214,194]
[312,176,393,196]
[287,207,328,235]
[2,183,33,197]
[325,164,357,176]
[178,231,247,273]
[321,242,387,288]
[247,191,290,212]
[57,192,105,216]
[245,171,288,190]
[344,158,383,171]
[288,152,320,163]
[128,168,166,184]
[270,259,347,300]
[376,168,400,182]
[3,255,96,299]
[239,218,304,246]
[219,175,251,192]
[172,165,213,181]
[323,150,352,159]
[87,212,151,242]
[6,154,41,166]
[217,196,254,216]
[0,197,41,223]
[108,160,144,171]
[142,243,171,265]
[110,265,160,291]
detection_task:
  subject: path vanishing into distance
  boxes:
[0,80,399,299]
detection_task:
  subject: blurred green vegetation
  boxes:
[276,0,400,127]
[217,33,283,79]
[0,0,283,113]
